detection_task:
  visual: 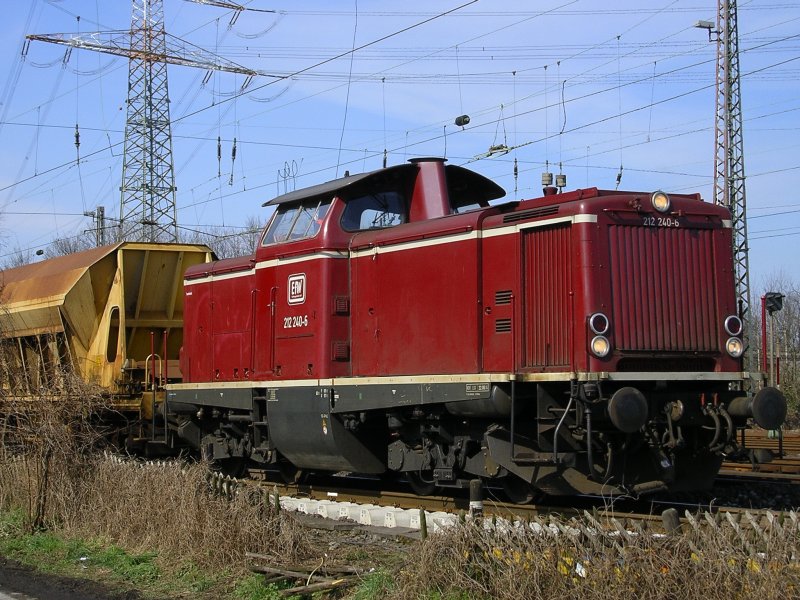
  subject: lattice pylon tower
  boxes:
[29,1,262,244]
[713,0,753,373]
[119,0,177,243]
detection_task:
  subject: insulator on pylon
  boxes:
[229,138,237,186]
[217,136,222,177]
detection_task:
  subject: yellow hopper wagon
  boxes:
[0,242,214,453]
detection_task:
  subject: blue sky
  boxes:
[0,0,798,292]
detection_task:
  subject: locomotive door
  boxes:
[480,233,518,373]
[253,264,277,378]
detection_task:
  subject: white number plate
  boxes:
[642,216,680,228]
[283,315,309,329]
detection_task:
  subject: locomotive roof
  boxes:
[263,161,505,206]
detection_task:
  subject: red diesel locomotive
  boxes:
[167,157,786,500]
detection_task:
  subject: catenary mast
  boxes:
[713,0,753,373]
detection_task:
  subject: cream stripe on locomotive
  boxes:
[349,230,478,258]
[256,250,349,269]
[167,369,745,393]
[185,269,254,286]
[184,251,348,286]
[482,214,598,238]
[183,215,598,286]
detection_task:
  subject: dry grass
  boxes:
[65,458,314,568]
[0,382,315,578]
[393,514,800,600]
[4,380,800,599]
[0,454,315,573]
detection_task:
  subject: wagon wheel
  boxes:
[501,474,542,505]
[201,445,248,478]
[214,457,248,478]
[277,459,304,485]
[406,471,437,496]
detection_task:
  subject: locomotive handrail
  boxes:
[270,246,346,260]
[349,224,476,251]
[552,396,574,465]
[144,353,162,390]
[210,263,255,276]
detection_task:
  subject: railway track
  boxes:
[102,452,797,538]
[737,427,800,455]
[721,428,800,480]
[235,467,797,536]
[721,457,800,477]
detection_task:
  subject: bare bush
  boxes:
[57,458,314,569]
[755,274,800,424]
[0,347,313,575]
[0,449,314,572]
[179,215,264,259]
[393,515,800,600]
[0,375,108,531]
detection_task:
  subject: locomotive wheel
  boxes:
[406,471,437,496]
[501,475,540,504]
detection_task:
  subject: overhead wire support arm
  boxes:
[185,0,246,10]
[25,31,272,79]
[183,0,279,13]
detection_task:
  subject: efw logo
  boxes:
[287,273,306,305]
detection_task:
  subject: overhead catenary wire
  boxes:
[336,0,359,177]
[4,0,798,260]
[7,46,797,224]
[6,33,797,202]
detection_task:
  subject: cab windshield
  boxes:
[341,191,407,232]
[262,198,331,245]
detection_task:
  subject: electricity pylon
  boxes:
[713,0,753,373]
[27,0,265,242]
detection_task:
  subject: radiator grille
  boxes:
[608,225,718,352]
[523,224,572,367]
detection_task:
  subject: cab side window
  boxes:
[341,191,406,232]
[262,198,331,245]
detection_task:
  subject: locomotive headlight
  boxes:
[588,312,610,335]
[651,190,671,213]
[591,335,611,358]
[724,315,743,336]
[726,337,744,358]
